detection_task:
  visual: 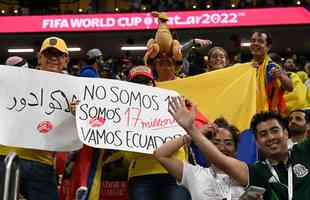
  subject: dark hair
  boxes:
[269,52,282,65]
[250,111,285,138]
[86,57,97,65]
[208,46,229,66]
[210,117,240,149]
[130,77,156,87]
[252,31,272,46]
[289,109,310,123]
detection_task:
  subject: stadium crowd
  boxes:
[1,1,310,200]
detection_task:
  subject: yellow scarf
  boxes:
[256,55,270,112]
[88,151,125,200]
[88,150,105,200]
[256,55,283,113]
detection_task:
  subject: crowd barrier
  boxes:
[2,152,20,200]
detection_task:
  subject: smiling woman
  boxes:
[153,115,244,200]
[207,46,229,72]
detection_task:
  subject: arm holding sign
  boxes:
[0,36,72,199]
[122,151,149,161]
[153,135,190,182]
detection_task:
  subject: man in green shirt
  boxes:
[168,96,310,200]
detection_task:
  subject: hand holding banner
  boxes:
[0,65,83,151]
[76,79,186,154]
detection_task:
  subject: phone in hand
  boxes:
[239,186,266,200]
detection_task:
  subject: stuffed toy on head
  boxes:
[144,12,183,81]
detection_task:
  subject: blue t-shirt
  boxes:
[79,65,99,78]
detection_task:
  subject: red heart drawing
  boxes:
[37,121,53,134]
[89,116,106,128]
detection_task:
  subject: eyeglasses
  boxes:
[131,77,154,86]
[212,139,234,147]
[42,50,66,60]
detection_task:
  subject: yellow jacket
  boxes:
[284,72,310,114]
[123,147,187,179]
[0,145,53,165]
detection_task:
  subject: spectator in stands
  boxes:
[287,109,310,148]
[284,58,298,72]
[148,36,211,168]
[250,31,293,113]
[181,38,212,76]
[150,0,159,10]
[158,0,169,11]
[80,48,115,78]
[304,62,310,89]
[282,57,309,114]
[236,52,285,165]
[65,48,110,200]
[129,0,142,12]
[296,71,308,84]
[169,0,185,10]
[206,46,229,72]
[67,64,80,76]
[265,0,276,7]
[268,52,282,65]
[0,36,69,200]
[79,48,103,78]
[154,116,245,200]
[182,45,229,76]
[168,97,310,200]
[305,0,310,11]
[116,56,135,80]
[5,56,29,68]
[125,65,191,200]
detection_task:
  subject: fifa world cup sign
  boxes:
[0,8,309,33]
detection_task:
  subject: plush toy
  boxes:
[144,11,183,81]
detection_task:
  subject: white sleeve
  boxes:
[179,162,206,188]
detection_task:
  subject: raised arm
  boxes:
[181,38,212,59]
[153,135,190,182]
[272,67,293,92]
[168,96,249,186]
[279,73,293,91]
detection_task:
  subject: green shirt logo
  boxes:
[293,163,308,178]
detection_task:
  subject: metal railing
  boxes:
[2,152,20,200]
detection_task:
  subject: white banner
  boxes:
[0,65,83,151]
[76,79,186,154]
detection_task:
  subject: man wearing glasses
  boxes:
[0,36,69,200]
[38,37,69,73]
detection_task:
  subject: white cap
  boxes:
[86,48,103,60]
[5,56,28,68]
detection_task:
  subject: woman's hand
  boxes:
[168,96,196,133]
[199,123,218,138]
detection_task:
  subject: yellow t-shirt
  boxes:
[284,72,310,115]
[123,147,187,179]
[0,145,54,165]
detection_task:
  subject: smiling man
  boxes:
[0,36,69,200]
[38,36,69,73]
[250,32,293,113]
[168,96,310,200]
